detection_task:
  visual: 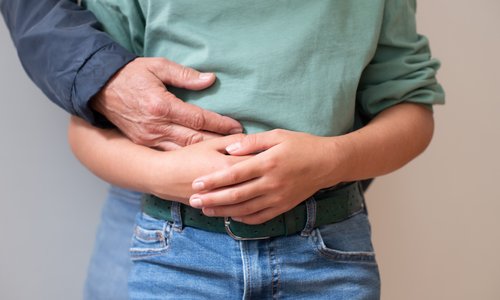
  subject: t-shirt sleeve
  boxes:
[356,0,445,119]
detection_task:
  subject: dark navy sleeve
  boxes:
[0,0,138,126]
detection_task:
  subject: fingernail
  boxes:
[232,217,243,222]
[203,208,214,216]
[229,128,243,134]
[226,142,241,153]
[193,181,205,190]
[199,72,213,80]
[190,197,203,208]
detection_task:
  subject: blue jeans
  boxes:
[83,186,142,300]
[129,200,380,299]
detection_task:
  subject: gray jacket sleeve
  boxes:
[0,0,137,126]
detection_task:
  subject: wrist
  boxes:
[320,135,358,188]
[146,151,192,204]
[142,150,169,196]
[73,43,137,126]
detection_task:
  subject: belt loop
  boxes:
[301,197,317,236]
[170,202,184,232]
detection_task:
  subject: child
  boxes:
[70,0,444,298]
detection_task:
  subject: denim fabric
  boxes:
[83,186,142,300]
[129,199,380,299]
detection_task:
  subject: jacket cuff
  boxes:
[71,42,137,128]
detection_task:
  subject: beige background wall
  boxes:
[368,1,500,299]
[0,1,498,299]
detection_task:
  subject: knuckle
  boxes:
[270,195,284,205]
[244,203,259,215]
[230,190,241,202]
[179,65,195,81]
[228,171,240,183]
[144,123,172,139]
[129,135,142,144]
[243,134,257,147]
[144,123,162,135]
[271,128,286,137]
[262,156,278,171]
[134,136,153,147]
[189,112,206,130]
[135,128,159,146]
[184,133,204,145]
[154,57,168,67]
[146,100,171,118]
[266,181,281,191]
[208,208,219,216]
[129,130,146,143]
[147,57,166,71]
[159,123,175,136]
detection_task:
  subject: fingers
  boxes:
[147,57,216,91]
[231,207,282,225]
[165,98,243,135]
[202,197,265,218]
[153,130,226,150]
[190,177,265,209]
[201,133,247,151]
[225,129,286,156]
[95,56,244,146]
[192,156,264,192]
[145,58,243,134]
[203,196,284,225]
[153,124,213,147]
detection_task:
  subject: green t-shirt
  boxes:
[83,0,444,135]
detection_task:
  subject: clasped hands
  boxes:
[186,129,344,225]
[91,57,346,225]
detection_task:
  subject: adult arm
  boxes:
[67,116,249,203]
[0,0,242,149]
[0,0,136,126]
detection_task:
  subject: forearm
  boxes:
[326,103,434,186]
[68,116,166,196]
[68,116,247,203]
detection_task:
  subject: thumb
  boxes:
[147,57,216,90]
[225,130,284,156]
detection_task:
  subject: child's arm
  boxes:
[188,103,434,224]
[68,116,248,204]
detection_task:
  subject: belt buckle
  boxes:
[224,217,270,241]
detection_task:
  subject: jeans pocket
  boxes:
[129,213,172,260]
[312,211,377,264]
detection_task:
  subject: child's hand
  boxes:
[189,129,347,224]
[149,134,252,202]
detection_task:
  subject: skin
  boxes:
[69,102,434,225]
[189,103,434,224]
[91,57,243,150]
[68,116,251,202]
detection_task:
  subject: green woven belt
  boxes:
[142,182,364,240]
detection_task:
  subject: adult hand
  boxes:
[188,129,347,224]
[91,57,243,150]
